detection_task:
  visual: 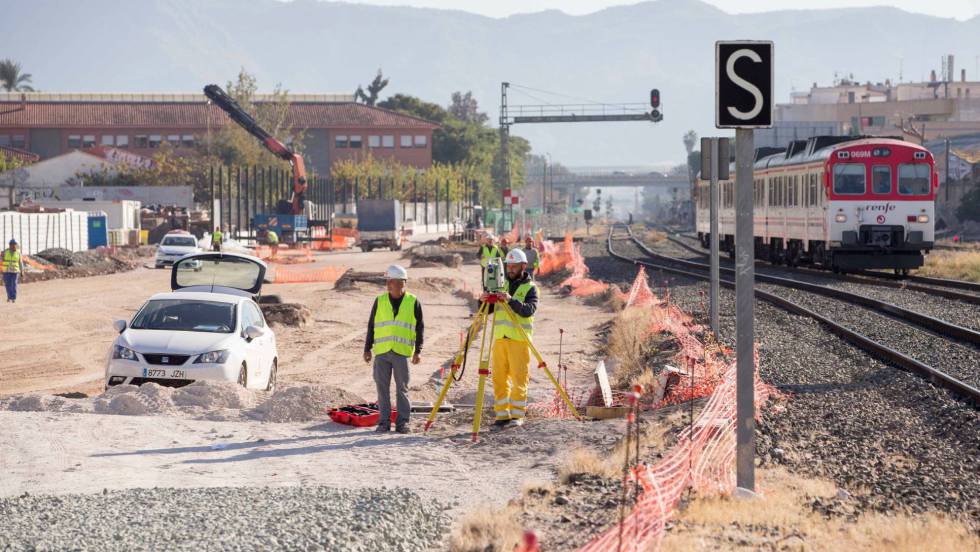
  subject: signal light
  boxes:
[650,89,661,109]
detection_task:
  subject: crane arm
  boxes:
[204,84,307,215]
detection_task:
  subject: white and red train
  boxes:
[695,136,937,273]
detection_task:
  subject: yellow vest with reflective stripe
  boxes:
[267,231,279,244]
[493,282,534,342]
[372,292,417,356]
[480,245,501,268]
[2,249,20,273]
[212,230,223,244]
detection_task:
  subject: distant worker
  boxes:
[521,236,540,278]
[499,237,510,257]
[479,234,502,290]
[211,226,224,252]
[487,249,538,427]
[3,239,24,303]
[364,264,424,434]
[266,229,279,260]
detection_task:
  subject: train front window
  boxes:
[833,163,866,195]
[898,164,930,195]
[872,166,891,194]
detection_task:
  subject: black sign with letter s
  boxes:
[716,41,773,128]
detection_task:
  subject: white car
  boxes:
[106,253,278,391]
[155,232,203,269]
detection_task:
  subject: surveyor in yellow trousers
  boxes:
[489,249,538,427]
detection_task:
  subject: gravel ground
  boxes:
[586,234,980,525]
[0,486,449,552]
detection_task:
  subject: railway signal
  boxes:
[650,88,663,122]
[715,40,773,493]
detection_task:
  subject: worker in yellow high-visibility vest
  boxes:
[363,264,424,434]
[2,239,24,303]
[266,229,279,260]
[211,226,224,252]
[522,235,540,279]
[488,248,538,427]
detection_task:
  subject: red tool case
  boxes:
[328,403,397,427]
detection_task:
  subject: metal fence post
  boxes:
[735,128,756,492]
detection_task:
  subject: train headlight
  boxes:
[834,214,847,223]
[917,214,929,223]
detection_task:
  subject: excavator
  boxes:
[203,84,307,216]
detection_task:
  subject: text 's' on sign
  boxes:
[715,41,773,128]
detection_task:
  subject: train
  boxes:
[695,136,937,274]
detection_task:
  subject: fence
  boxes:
[207,166,476,242]
[0,210,89,254]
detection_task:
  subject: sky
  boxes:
[325,0,980,20]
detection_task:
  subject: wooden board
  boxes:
[593,360,613,407]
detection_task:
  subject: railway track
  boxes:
[607,225,980,405]
[661,230,980,306]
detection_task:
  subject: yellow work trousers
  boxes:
[491,338,530,420]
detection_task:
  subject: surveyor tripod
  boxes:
[424,293,580,442]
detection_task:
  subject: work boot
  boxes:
[493,419,512,427]
[395,425,410,434]
[375,425,390,433]
[513,418,525,427]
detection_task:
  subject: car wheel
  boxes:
[266,360,278,393]
[237,363,248,388]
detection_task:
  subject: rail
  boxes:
[606,225,980,405]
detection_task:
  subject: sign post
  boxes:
[701,137,729,340]
[715,40,773,493]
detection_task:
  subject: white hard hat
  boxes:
[386,264,408,280]
[504,249,527,265]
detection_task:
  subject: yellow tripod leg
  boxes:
[424,302,489,432]
[499,301,581,419]
[471,307,495,442]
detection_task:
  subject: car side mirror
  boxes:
[244,325,265,340]
[113,319,127,334]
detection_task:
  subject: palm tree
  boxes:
[0,59,35,92]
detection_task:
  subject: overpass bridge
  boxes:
[527,171,690,189]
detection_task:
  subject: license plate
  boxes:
[144,368,186,379]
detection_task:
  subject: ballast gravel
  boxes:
[0,486,449,552]
[586,235,980,525]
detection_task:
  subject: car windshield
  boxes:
[175,255,263,292]
[162,236,196,247]
[131,299,235,333]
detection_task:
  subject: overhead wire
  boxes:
[508,82,649,113]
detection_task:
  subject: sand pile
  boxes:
[94,384,177,416]
[410,245,463,269]
[172,381,258,410]
[261,303,312,327]
[249,384,364,423]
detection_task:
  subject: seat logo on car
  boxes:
[162,356,170,364]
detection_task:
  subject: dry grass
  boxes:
[660,467,980,551]
[642,229,667,244]
[448,504,525,552]
[558,447,620,483]
[608,307,655,388]
[919,250,980,282]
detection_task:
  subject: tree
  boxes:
[202,69,304,168]
[354,69,389,106]
[448,91,488,125]
[0,59,34,92]
[683,130,698,155]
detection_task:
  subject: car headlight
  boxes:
[195,350,230,364]
[112,345,138,361]
[917,214,929,223]
[834,214,847,223]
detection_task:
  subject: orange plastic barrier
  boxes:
[270,264,348,284]
[254,245,315,264]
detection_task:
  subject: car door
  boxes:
[239,302,265,388]
[242,301,272,383]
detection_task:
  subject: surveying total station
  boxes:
[424,258,581,441]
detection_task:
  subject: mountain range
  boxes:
[2,0,979,165]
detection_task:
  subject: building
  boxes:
[0,92,438,176]
[757,62,980,149]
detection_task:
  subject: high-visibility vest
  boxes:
[372,292,418,357]
[2,249,20,273]
[212,230,223,244]
[267,231,279,244]
[480,245,501,268]
[523,247,540,269]
[493,282,535,342]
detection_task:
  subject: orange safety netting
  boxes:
[535,234,609,297]
[24,256,56,271]
[310,227,355,251]
[268,264,349,284]
[501,221,520,244]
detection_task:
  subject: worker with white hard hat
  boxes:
[486,248,538,427]
[364,264,424,434]
[2,238,24,303]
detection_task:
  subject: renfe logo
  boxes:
[876,214,886,224]
[865,203,896,212]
